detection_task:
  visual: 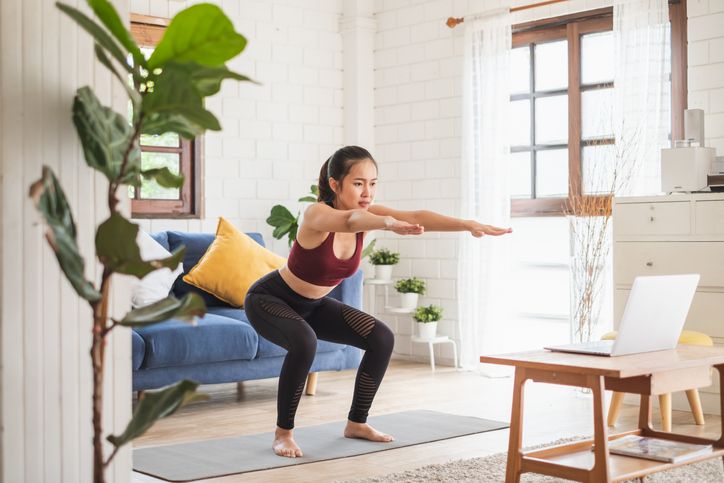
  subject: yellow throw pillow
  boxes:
[183,217,286,307]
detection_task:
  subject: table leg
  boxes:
[658,393,672,432]
[428,342,435,371]
[638,393,653,431]
[589,375,611,482]
[505,368,526,483]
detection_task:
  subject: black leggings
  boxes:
[244,270,394,430]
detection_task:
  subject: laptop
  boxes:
[544,274,700,357]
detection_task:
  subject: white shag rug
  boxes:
[341,437,724,482]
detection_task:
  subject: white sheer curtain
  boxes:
[458,12,512,372]
[613,0,671,196]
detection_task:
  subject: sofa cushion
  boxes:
[150,232,170,251]
[136,313,258,369]
[132,230,183,308]
[167,230,266,307]
[256,336,347,358]
[183,218,286,307]
[206,307,349,358]
[132,330,146,371]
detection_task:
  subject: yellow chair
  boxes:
[604,330,712,432]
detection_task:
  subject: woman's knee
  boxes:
[294,325,318,357]
[369,319,395,355]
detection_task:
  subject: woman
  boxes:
[244,146,512,458]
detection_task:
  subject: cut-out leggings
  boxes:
[244,270,394,430]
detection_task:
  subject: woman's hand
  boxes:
[466,221,512,238]
[386,217,424,235]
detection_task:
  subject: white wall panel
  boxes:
[1,0,132,481]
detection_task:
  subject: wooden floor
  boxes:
[132,359,722,482]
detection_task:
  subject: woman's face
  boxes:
[331,159,378,211]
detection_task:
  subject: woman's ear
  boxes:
[329,177,339,194]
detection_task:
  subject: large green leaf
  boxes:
[86,0,145,68]
[272,223,292,240]
[141,63,221,138]
[95,213,185,278]
[266,205,296,228]
[141,113,204,140]
[56,2,129,71]
[141,167,184,189]
[148,4,247,70]
[120,294,205,327]
[73,87,141,185]
[107,380,208,447]
[29,166,101,302]
[167,62,254,97]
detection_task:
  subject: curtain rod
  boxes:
[446,0,568,28]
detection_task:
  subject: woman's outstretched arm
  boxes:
[368,204,511,237]
[303,203,424,235]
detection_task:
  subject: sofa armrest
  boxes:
[331,269,363,310]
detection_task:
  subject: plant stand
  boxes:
[363,278,416,315]
[411,335,458,372]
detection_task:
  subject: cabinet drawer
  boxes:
[615,289,724,339]
[695,200,724,235]
[614,242,724,287]
[614,202,690,236]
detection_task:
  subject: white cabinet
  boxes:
[613,193,724,415]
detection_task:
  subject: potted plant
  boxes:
[394,277,426,309]
[30,2,251,481]
[413,304,443,340]
[368,247,399,280]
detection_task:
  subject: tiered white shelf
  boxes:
[362,278,415,315]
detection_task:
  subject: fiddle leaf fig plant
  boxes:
[267,184,319,247]
[30,2,253,482]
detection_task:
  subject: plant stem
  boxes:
[109,114,143,213]
[94,110,144,480]
[91,268,112,483]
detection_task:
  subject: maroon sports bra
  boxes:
[287,231,364,286]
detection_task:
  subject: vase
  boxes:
[399,292,418,310]
[417,321,437,340]
[374,265,393,281]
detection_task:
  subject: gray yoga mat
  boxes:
[133,410,509,481]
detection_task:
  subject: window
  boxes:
[510,3,687,217]
[129,14,203,218]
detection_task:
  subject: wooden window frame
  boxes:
[510,1,687,217]
[130,13,204,219]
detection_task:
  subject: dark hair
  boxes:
[317,146,377,203]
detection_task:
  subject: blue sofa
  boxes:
[132,230,363,391]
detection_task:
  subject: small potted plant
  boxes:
[394,277,426,309]
[413,304,443,340]
[368,248,400,280]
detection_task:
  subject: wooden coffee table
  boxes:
[480,345,724,482]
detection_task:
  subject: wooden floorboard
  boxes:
[132,359,722,482]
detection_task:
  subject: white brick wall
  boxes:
[371,0,653,365]
[132,0,344,256]
[129,0,724,365]
[687,0,724,155]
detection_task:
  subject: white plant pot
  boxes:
[417,321,438,340]
[399,292,419,310]
[374,265,393,281]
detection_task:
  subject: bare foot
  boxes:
[272,427,303,458]
[344,421,395,442]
